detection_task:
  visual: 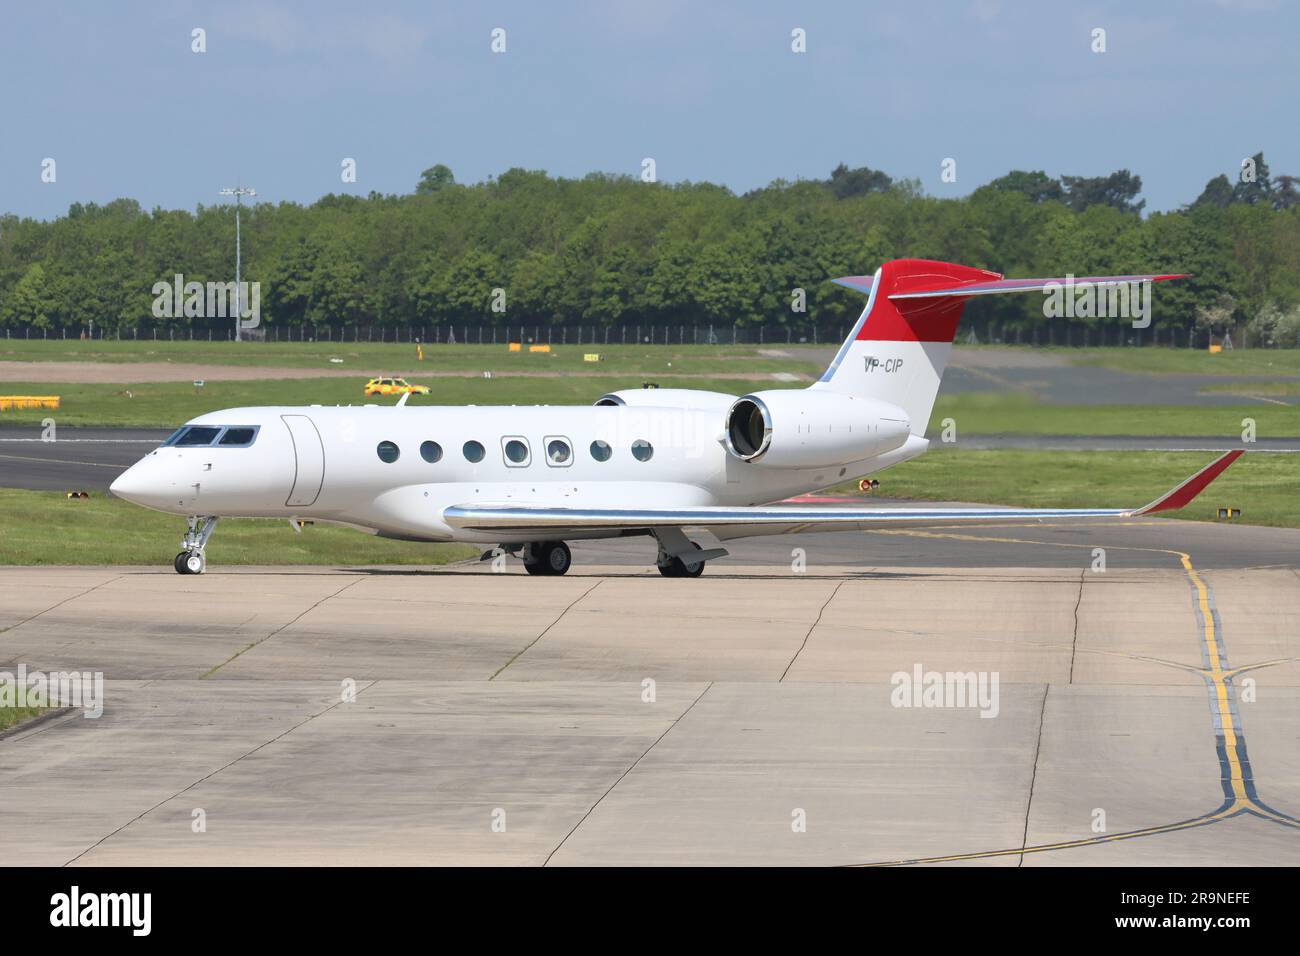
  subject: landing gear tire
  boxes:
[523,540,571,576]
[657,542,705,578]
[174,550,205,575]
[174,516,218,575]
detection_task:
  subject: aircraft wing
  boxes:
[443,451,1242,538]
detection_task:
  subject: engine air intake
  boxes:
[725,397,772,461]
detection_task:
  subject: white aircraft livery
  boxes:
[110,258,1242,576]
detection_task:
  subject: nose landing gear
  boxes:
[174,550,205,575]
[175,515,219,575]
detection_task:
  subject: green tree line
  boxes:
[1,156,1298,342]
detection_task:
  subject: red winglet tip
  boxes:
[1137,450,1243,515]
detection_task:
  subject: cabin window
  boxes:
[545,437,572,466]
[631,439,654,462]
[589,440,612,462]
[463,440,485,463]
[420,440,443,463]
[376,440,400,463]
[502,437,531,466]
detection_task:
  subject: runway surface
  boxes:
[0,427,165,491]
[1,425,1289,492]
[812,345,1300,406]
[3,520,1298,865]
[941,366,1300,406]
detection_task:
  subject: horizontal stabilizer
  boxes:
[889,273,1189,300]
[830,275,875,295]
[830,269,1188,301]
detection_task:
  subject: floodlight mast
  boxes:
[218,185,256,341]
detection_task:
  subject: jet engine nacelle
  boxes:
[724,389,910,468]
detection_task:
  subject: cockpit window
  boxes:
[174,426,222,446]
[163,425,259,448]
[218,427,258,447]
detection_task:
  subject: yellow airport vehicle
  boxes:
[363,377,429,396]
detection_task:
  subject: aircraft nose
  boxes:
[109,463,146,502]
[110,452,199,511]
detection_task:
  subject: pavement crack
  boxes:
[201,576,363,678]
[0,573,124,636]
[490,579,602,680]
[62,680,377,866]
[1069,569,1084,684]
[1018,684,1050,868]
[543,681,712,867]
[780,581,844,682]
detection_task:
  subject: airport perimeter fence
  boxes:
[1,319,1280,349]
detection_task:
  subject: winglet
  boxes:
[1131,450,1244,516]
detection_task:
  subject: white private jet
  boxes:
[110,258,1240,576]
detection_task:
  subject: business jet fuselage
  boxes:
[112,397,920,538]
[110,259,1236,576]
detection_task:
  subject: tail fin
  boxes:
[814,259,997,436]
[815,258,1187,436]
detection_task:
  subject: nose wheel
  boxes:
[174,550,206,575]
[174,515,219,575]
[522,540,571,576]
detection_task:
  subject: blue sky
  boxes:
[2,0,1295,219]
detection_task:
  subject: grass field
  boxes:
[0,375,801,426]
[0,339,826,376]
[1201,380,1300,396]
[835,449,1297,528]
[927,393,1299,437]
[0,706,49,734]
[6,341,1300,431]
[0,489,477,566]
[1063,346,1300,376]
[0,377,1292,437]
[10,337,1300,376]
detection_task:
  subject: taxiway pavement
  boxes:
[3,520,1297,865]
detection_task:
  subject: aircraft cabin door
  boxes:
[282,414,325,507]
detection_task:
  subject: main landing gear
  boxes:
[653,527,727,578]
[657,541,705,578]
[174,515,219,575]
[522,540,572,576]
[493,533,728,579]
